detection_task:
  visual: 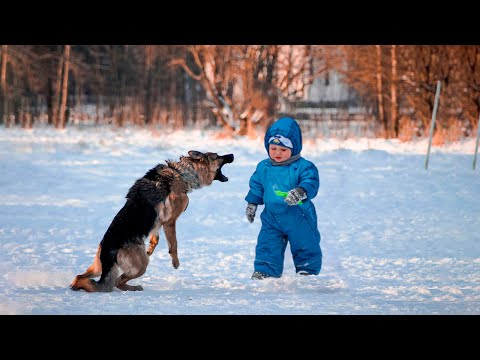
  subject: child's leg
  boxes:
[287,211,322,275]
[254,211,288,277]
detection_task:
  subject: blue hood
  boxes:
[264,117,303,156]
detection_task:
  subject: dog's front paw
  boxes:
[147,235,159,256]
[146,244,156,256]
[172,259,180,269]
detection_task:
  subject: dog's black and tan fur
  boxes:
[70,150,234,292]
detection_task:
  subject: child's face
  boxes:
[269,144,292,162]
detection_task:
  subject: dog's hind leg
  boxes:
[70,245,102,290]
[90,254,119,292]
[80,245,102,278]
[70,266,118,293]
[116,243,149,291]
[163,222,180,269]
[80,248,119,292]
[116,275,143,291]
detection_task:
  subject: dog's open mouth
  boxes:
[214,154,234,182]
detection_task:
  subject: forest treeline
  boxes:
[0,45,479,141]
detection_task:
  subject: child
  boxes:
[245,116,322,279]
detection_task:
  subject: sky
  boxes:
[0,125,479,315]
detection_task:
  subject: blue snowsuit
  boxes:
[245,117,322,277]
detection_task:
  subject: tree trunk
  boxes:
[1,45,7,125]
[21,97,33,129]
[119,72,126,127]
[375,45,386,137]
[144,45,154,125]
[57,45,70,129]
[95,95,102,125]
[391,45,398,137]
[52,49,64,127]
[14,96,21,126]
[47,77,53,125]
[168,72,175,127]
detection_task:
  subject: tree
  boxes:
[171,45,324,136]
[57,45,70,129]
[0,45,7,125]
[375,45,386,136]
[391,45,398,137]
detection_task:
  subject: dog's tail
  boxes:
[70,245,102,292]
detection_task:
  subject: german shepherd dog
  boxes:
[70,150,234,292]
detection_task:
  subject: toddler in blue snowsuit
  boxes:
[245,117,322,279]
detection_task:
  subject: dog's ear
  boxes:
[188,150,204,160]
[206,152,218,160]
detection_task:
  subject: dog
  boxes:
[70,150,234,292]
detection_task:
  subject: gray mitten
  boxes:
[284,187,307,206]
[246,203,258,223]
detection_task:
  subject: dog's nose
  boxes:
[223,154,234,163]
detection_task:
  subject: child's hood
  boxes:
[264,117,302,156]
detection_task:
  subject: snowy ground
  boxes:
[0,125,479,314]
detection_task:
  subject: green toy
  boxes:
[274,190,303,205]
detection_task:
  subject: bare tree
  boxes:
[57,45,70,129]
[339,45,378,104]
[1,45,7,125]
[462,46,480,133]
[391,45,398,137]
[375,45,386,136]
[144,45,155,125]
[171,45,323,136]
[400,46,459,137]
[52,48,64,127]
[2,46,51,127]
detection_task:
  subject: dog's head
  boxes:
[187,150,234,184]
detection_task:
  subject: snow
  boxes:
[0,125,479,314]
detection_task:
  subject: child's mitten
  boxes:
[246,203,258,223]
[284,187,307,206]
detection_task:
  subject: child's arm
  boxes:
[297,161,320,201]
[245,163,265,205]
